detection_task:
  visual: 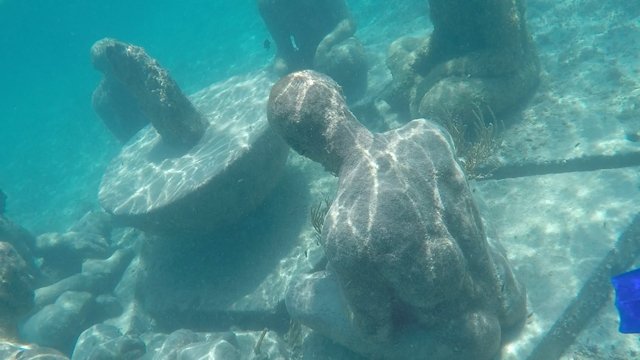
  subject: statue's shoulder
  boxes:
[390,119,453,147]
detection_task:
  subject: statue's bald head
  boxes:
[267,70,357,173]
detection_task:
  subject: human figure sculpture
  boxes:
[0,241,34,340]
[269,70,526,359]
[386,0,539,130]
[257,0,368,100]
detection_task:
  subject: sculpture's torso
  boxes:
[323,120,492,315]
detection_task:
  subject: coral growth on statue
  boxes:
[92,38,288,236]
[258,0,368,100]
[269,70,526,360]
[386,0,539,132]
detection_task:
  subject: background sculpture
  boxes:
[0,242,34,340]
[269,70,526,359]
[257,0,368,100]
[386,0,539,134]
[92,38,288,236]
[92,38,208,148]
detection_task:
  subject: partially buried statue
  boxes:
[269,71,526,359]
[257,0,368,100]
[387,0,539,130]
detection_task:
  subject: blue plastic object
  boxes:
[612,268,640,333]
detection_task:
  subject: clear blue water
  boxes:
[0,0,423,233]
[0,0,273,233]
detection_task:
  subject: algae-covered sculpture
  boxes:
[0,241,34,340]
[269,71,526,359]
[386,0,539,129]
[92,38,288,235]
[257,0,368,100]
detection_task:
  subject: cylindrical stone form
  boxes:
[0,189,6,215]
[99,70,288,236]
[270,71,526,360]
[91,38,207,148]
[92,77,150,143]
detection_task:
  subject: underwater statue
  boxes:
[257,0,368,100]
[92,39,208,147]
[0,199,39,341]
[269,70,526,359]
[612,268,640,333]
[0,241,34,340]
[386,0,539,131]
[92,38,288,236]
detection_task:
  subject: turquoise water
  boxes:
[1,0,639,359]
[0,0,423,233]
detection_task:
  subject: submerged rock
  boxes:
[0,189,6,215]
[21,291,96,354]
[138,328,286,360]
[0,215,39,279]
[0,342,69,360]
[92,76,150,144]
[35,231,111,279]
[34,210,113,283]
[113,329,243,360]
